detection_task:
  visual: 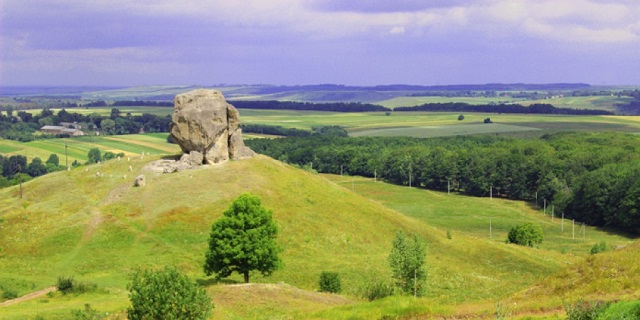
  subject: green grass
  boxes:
[1,131,639,319]
[377,96,528,108]
[522,96,634,111]
[0,134,179,163]
[323,175,634,256]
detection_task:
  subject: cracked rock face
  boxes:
[169,89,255,165]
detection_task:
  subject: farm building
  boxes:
[40,122,84,136]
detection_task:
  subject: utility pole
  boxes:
[552,205,554,221]
[65,142,69,171]
[543,199,546,215]
[562,212,564,232]
[374,169,377,182]
[583,223,586,241]
[572,219,575,240]
[490,186,492,200]
[447,179,450,195]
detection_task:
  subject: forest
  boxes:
[394,102,613,115]
[247,132,640,235]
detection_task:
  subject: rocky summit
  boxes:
[169,89,255,165]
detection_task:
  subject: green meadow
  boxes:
[1,108,640,319]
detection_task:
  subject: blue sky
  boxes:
[1,0,639,86]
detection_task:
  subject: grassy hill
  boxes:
[0,154,637,319]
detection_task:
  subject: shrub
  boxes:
[56,276,98,295]
[57,276,75,294]
[127,266,213,320]
[446,230,453,240]
[360,279,395,301]
[2,289,18,300]
[590,241,608,254]
[319,272,341,293]
[457,114,464,121]
[507,223,543,247]
[484,117,492,123]
[564,299,610,320]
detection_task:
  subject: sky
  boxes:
[1,0,640,87]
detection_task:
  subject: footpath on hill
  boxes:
[0,287,57,307]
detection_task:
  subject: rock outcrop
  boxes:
[169,89,255,165]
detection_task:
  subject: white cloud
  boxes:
[389,26,406,35]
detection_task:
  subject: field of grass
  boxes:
[377,96,527,108]
[521,95,634,111]
[0,133,179,163]
[324,175,634,256]
[0,141,638,319]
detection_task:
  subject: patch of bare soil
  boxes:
[0,287,56,307]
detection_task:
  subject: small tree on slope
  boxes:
[127,266,212,320]
[388,231,427,297]
[204,193,281,283]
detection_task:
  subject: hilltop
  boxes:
[0,153,633,318]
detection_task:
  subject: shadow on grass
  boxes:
[196,278,241,286]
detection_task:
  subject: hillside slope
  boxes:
[0,155,577,318]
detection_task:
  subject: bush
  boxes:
[127,266,213,320]
[507,223,543,247]
[484,117,492,123]
[360,279,395,301]
[57,276,75,294]
[2,289,18,300]
[590,241,608,254]
[56,276,97,295]
[319,272,341,293]
[457,114,464,121]
[564,299,610,320]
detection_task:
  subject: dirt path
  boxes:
[0,287,56,307]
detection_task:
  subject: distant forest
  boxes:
[394,103,613,115]
[247,132,640,235]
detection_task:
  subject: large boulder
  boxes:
[169,89,254,165]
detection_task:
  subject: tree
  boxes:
[27,157,47,177]
[484,117,492,123]
[127,266,213,320]
[204,193,281,283]
[87,148,101,164]
[458,114,464,121]
[507,223,543,247]
[388,231,427,297]
[100,118,115,135]
[46,154,60,167]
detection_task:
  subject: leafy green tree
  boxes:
[46,154,60,167]
[457,114,464,121]
[204,193,281,283]
[27,157,47,177]
[507,223,543,247]
[127,266,213,320]
[100,119,115,135]
[388,231,427,297]
[87,148,101,164]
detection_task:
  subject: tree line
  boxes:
[230,100,390,112]
[0,108,169,141]
[394,102,613,115]
[247,132,640,235]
